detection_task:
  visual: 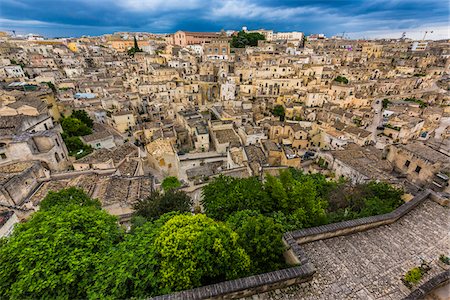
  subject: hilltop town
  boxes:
[0,29,449,299]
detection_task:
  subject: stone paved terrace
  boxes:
[243,199,449,300]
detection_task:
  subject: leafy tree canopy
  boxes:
[134,189,192,221]
[154,214,250,291]
[226,210,286,274]
[62,135,93,158]
[231,31,265,48]
[334,75,349,84]
[272,104,285,121]
[201,175,272,221]
[40,187,101,211]
[203,168,403,231]
[61,117,92,137]
[0,203,121,299]
[71,110,94,128]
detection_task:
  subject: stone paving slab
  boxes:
[243,200,449,300]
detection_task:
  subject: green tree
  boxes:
[227,210,286,274]
[128,36,143,56]
[61,135,93,158]
[71,110,94,128]
[334,75,349,84]
[161,176,181,192]
[0,204,121,299]
[201,175,271,221]
[231,31,265,48]
[88,220,163,299]
[382,98,390,109]
[61,117,92,137]
[272,104,285,121]
[39,187,101,211]
[265,170,328,227]
[154,214,250,291]
[134,190,192,221]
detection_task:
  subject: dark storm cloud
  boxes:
[0,0,448,38]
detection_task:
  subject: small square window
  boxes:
[415,166,421,173]
[404,160,410,167]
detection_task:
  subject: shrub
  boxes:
[404,267,423,286]
[154,214,250,291]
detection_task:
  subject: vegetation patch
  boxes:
[334,75,349,84]
[0,170,405,298]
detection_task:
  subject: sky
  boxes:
[0,0,449,40]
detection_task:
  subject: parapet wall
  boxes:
[152,189,434,299]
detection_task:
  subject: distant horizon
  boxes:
[3,27,450,42]
[1,0,448,40]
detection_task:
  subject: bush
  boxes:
[231,31,265,48]
[227,210,286,274]
[334,75,349,84]
[201,175,271,221]
[39,187,101,210]
[404,267,422,286]
[134,190,192,221]
[161,176,181,192]
[0,201,121,299]
[61,117,92,137]
[154,214,250,291]
[439,254,450,265]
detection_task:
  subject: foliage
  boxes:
[404,97,427,108]
[334,75,349,84]
[154,214,250,291]
[439,254,450,265]
[230,31,265,48]
[61,117,92,137]
[272,104,285,121]
[128,36,143,56]
[384,123,401,131]
[264,170,328,228]
[327,181,403,222]
[161,176,182,192]
[404,267,422,285]
[134,190,192,221]
[71,110,94,128]
[62,135,93,158]
[226,210,286,274]
[203,169,403,231]
[39,187,101,211]
[88,220,163,299]
[0,203,121,299]
[382,98,390,109]
[201,175,272,221]
[61,109,94,158]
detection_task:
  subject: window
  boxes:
[415,166,421,174]
[0,153,6,159]
[404,160,410,167]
